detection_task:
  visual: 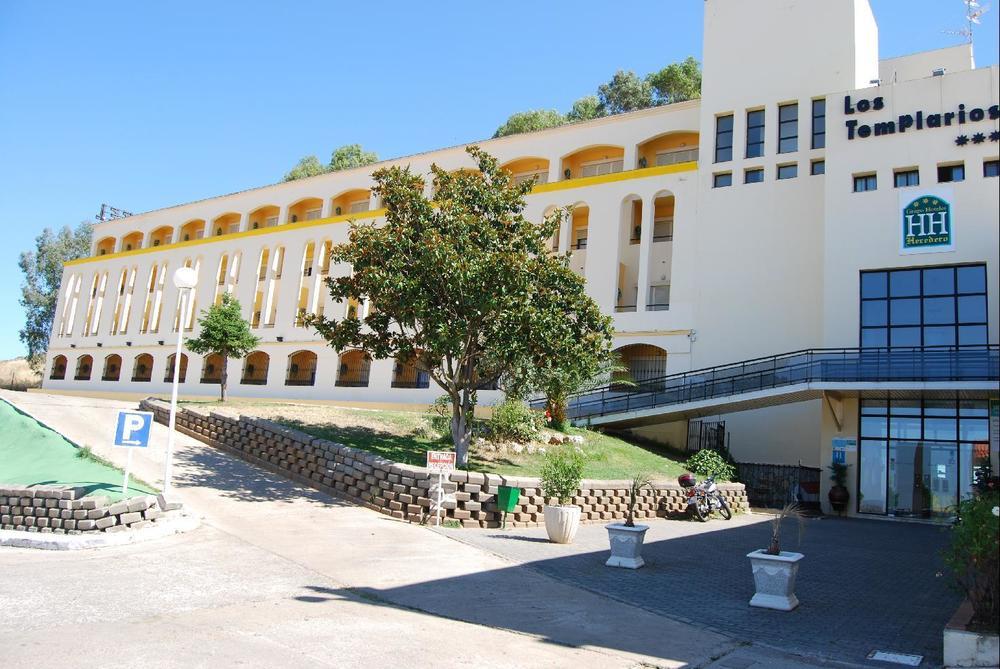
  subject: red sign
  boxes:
[426,450,456,472]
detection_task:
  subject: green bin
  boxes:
[497,485,520,529]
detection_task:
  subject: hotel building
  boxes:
[43,0,999,518]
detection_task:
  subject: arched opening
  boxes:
[568,204,589,277]
[287,198,324,224]
[285,350,317,386]
[330,189,371,217]
[102,354,122,382]
[95,237,116,256]
[74,355,93,381]
[241,351,270,385]
[636,131,699,169]
[335,350,371,387]
[647,192,675,311]
[543,205,561,252]
[248,205,280,230]
[502,157,550,186]
[179,219,206,242]
[131,353,154,382]
[212,212,241,237]
[561,145,624,180]
[164,353,188,383]
[615,195,642,312]
[200,353,224,384]
[121,231,143,252]
[49,355,67,380]
[149,226,174,247]
[613,344,667,390]
[391,353,429,389]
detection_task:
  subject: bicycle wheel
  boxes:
[693,498,709,522]
[717,496,732,520]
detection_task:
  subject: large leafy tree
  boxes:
[185,294,260,402]
[597,70,654,115]
[566,96,604,123]
[309,146,613,465]
[284,155,328,182]
[492,109,565,138]
[18,221,93,369]
[647,56,702,105]
[329,144,378,172]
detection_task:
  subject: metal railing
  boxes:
[543,345,999,420]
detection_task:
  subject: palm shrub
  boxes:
[767,502,806,555]
[625,473,654,527]
[943,490,999,631]
[540,447,584,505]
[686,449,736,482]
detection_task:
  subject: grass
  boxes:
[179,398,689,481]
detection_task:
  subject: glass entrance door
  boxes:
[887,441,958,519]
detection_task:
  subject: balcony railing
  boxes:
[335,379,370,388]
[647,303,670,311]
[615,304,637,313]
[391,379,430,389]
[241,378,268,385]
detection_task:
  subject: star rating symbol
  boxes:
[990,130,1000,142]
[971,132,986,144]
[955,135,969,146]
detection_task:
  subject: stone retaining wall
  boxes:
[141,398,749,528]
[0,485,180,535]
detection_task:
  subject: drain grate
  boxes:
[866,650,923,666]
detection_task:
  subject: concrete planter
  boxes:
[943,599,1000,668]
[605,523,649,569]
[747,549,804,611]
[543,505,581,544]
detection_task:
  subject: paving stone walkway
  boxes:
[442,512,960,668]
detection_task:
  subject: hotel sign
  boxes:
[900,187,954,255]
[845,95,1000,143]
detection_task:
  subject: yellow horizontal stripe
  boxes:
[66,162,697,267]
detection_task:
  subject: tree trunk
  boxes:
[548,395,567,427]
[450,392,472,467]
[220,356,228,403]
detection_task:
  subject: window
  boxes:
[305,208,322,221]
[778,103,798,153]
[894,169,920,188]
[777,163,798,180]
[983,159,998,178]
[652,218,673,241]
[744,167,764,184]
[713,172,732,188]
[746,109,765,158]
[811,99,826,149]
[655,147,699,166]
[581,159,623,178]
[811,159,825,175]
[648,284,670,311]
[854,173,877,192]
[714,114,733,163]
[937,163,965,183]
[860,264,988,349]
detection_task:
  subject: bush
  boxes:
[686,449,736,482]
[943,491,999,631]
[488,398,542,443]
[540,447,584,505]
[426,395,453,441]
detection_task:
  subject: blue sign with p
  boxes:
[114,411,153,448]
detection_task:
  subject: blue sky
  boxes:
[0,1,997,360]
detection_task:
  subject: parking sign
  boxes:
[115,411,153,448]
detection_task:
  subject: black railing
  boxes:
[335,380,370,387]
[615,304,637,313]
[392,379,430,389]
[539,345,999,420]
[241,378,267,385]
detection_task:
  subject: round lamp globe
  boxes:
[173,266,198,289]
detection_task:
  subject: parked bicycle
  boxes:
[678,473,732,521]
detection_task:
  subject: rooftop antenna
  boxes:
[96,203,134,222]
[944,0,990,45]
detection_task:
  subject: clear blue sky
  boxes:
[0,1,996,360]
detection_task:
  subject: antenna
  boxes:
[96,204,134,222]
[944,0,990,44]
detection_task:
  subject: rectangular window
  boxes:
[712,172,732,188]
[714,114,733,163]
[652,218,673,241]
[744,167,764,183]
[983,159,999,178]
[853,173,877,192]
[811,98,826,149]
[937,163,965,183]
[777,163,798,180]
[894,169,920,188]
[810,159,825,175]
[778,103,798,153]
[746,109,765,158]
[655,148,699,166]
[581,159,624,178]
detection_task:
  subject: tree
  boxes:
[18,221,93,369]
[185,294,260,402]
[308,146,613,466]
[329,144,378,172]
[647,56,702,105]
[284,155,329,182]
[597,70,654,115]
[566,96,604,123]
[492,109,565,138]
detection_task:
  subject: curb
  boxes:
[0,513,201,551]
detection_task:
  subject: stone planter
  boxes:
[543,505,581,544]
[605,523,649,569]
[944,599,1000,668]
[747,549,804,611]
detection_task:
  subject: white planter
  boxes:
[944,600,1000,668]
[543,505,581,544]
[605,523,649,569]
[746,549,804,611]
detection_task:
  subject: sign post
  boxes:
[114,410,153,496]
[426,450,457,527]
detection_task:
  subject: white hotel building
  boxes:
[43,1,998,518]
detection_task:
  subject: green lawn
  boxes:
[0,399,155,501]
[181,399,689,481]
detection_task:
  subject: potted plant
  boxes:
[605,473,653,568]
[827,462,850,513]
[747,502,805,611]
[540,447,584,544]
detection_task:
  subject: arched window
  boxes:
[131,353,154,382]
[335,350,371,387]
[200,353,224,384]
[74,355,93,381]
[49,355,67,380]
[164,353,188,383]
[612,344,667,391]
[391,353,430,389]
[285,350,317,386]
[102,354,122,382]
[241,351,270,385]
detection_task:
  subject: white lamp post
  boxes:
[163,266,198,495]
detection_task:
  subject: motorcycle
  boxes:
[678,473,732,522]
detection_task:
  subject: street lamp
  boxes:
[163,266,198,496]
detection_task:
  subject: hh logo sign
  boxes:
[900,190,954,255]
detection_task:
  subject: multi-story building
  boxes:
[43,0,998,518]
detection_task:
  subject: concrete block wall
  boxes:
[140,398,749,527]
[0,485,174,535]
